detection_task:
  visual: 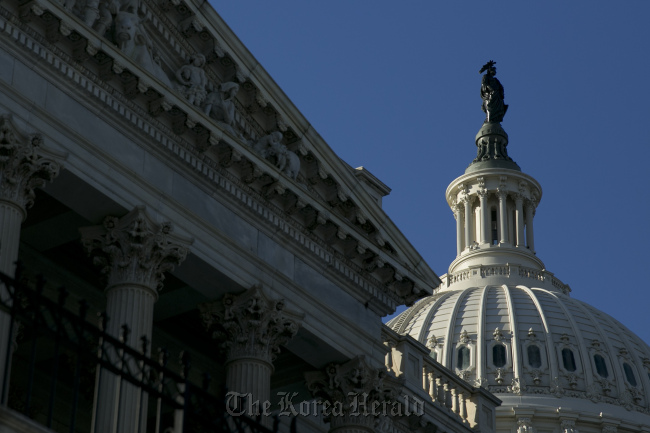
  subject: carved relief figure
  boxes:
[252,132,300,180]
[203,81,239,133]
[114,12,171,86]
[176,54,208,106]
[479,60,508,123]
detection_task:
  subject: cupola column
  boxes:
[496,190,508,245]
[200,286,302,425]
[514,194,525,247]
[80,207,191,433]
[455,205,463,255]
[0,115,61,403]
[463,197,473,249]
[525,201,535,252]
[478,190,489,244]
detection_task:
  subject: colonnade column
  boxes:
[80,207,191,433]
[496,189,508,245]
[463,197,472,249]
[200,286,302,423]
[305,356,403,433]
[515,194,525,247]
[454,204,463,255]
[478,190,489,244]
[525,201,535,252]
[0,115,62,402]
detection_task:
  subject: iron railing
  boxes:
[0,265,296,433]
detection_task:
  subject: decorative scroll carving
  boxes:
[199,285,302,364]
[175,54,208,106]
[517,417,533,433]
[0,114,62,213]
[79,206,192,292]
[305,356,404,430]
[560,419,578,433]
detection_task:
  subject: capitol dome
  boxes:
[389,64,650,432]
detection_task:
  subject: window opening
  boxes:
[491,209,498,245]
[527,345,542,368]
[562,348,577,372]
[493,344,506,368]
[457,346,471,370]
[624,363,637,386]
[594,354,609,378]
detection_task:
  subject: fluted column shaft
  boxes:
[515,195,525,247]
[0,116,61,403]
[0,202,25,403]
[463,198,472,249]
[455,206,463,255]
[81,207,190,433]
[525,202,535,252]
[497,190,508,244]
[478,191,489,244]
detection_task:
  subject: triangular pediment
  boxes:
[11,0,440,307]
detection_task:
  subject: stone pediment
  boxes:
[8,0,440,307]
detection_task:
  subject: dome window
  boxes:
[457,346,471,370]
[493,344,507,368]
[594,354,609,378]
[562,348,577,372]
[527,345,542,369]
[623,363,637,387]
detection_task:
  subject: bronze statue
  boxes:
[479,60,507,124]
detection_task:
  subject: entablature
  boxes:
[0,0,439,310]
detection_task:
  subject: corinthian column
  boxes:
[305,356,403,433]
[80,207,191,433]
[200,286,302,418]
[0,114,62,403]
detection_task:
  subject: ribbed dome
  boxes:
[388,284,650,416]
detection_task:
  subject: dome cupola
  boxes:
[390,61,650,432]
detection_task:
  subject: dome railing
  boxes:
[439,264,571,295]
[382,326,501,431]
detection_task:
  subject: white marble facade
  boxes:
[0,0,498,432]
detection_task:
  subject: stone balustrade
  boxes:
[438,264,571,295]
[382,326,500,432]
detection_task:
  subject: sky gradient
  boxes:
[210,2,650,343]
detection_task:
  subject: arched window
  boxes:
[623,363,637,387]
[492,344,506,367]
[594,354,609,378]
[491,209,498,244]
[562,348,577,372]
[527,345,542,368]
[457,346,471,370]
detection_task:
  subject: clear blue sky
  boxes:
[211,2,650,343]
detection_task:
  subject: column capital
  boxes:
[0,114,63,216]
[305,356,403,427]
[80,206,192,293]
[199,285,303,365]
[495,188,508,200]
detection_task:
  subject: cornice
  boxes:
[0,1,436,310]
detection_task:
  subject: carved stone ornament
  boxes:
[251,131,300,180]
[304,356,404,423]
[459,329,470,344]
[79,206,192,293]
[0,114,62,214]
[560,419,578,433]
[517,417,534,433]
[199,285,303,364]
[175,54,208,106]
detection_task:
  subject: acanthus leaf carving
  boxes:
[199,285,302,364]
[79,206,192,292]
